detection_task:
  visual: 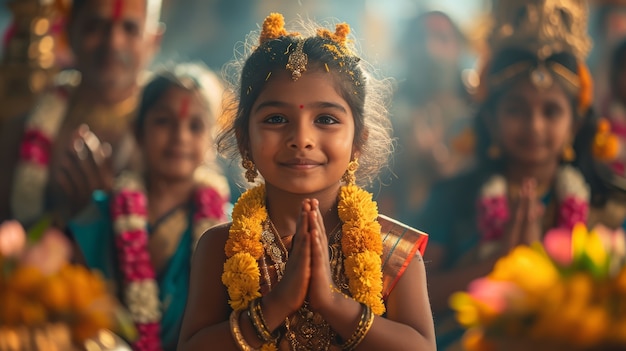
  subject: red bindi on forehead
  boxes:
[299,104,304,109]
[179,96,191,120]
[112,0,124,21]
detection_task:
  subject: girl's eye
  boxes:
[543,103,563,120]
[264,115,287,124]
[189,119,206,133]
[316,115,339,125]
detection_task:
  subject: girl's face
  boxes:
[141,86,211,181]
[493,78,574,166]
[248,70,355,195]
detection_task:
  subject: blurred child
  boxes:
[69,63,231,351]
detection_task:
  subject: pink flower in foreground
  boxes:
[21,228,72,275]
[467,278,522,314]
[592,224,626,258]
[543,227,574,266]
[0,220,26,257]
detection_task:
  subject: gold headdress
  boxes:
[257,13,355,81]
[489,0,591,61]
[479,0,593,113]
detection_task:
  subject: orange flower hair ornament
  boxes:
[577,61,593,114]
[258,12,352,51]
[593,118,620,162]
[259,13,289,44]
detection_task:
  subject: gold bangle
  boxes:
[229,309,260,351]
[340,304,375,351]
[248,298,278,343]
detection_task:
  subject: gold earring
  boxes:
[487,144,501,159]
[562,144,576,162]
[342,158,359,185]
[241,154,258,183]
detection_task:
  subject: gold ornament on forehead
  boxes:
[286,39,308,81]
[484,0,592,92]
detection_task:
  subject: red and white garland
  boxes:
[477,165,590,258]
[11,89,69,223]
[111,169,229,350]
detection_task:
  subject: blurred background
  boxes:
[2,0,626,218]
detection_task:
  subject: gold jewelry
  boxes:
[488,0,591,61]
[549,61,581,90]
[529,64,554,90]
[241,154,258,183]
[229,309,260,351]
[248,298,278,343]
[339,303,375,351]
[341,158,359,185]
[285,39,308,81]
[262,216,337,350]
[487,144,501,159]
[562,144,576,162]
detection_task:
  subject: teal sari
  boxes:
[69,191,192,351]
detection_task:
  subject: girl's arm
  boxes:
[318,252,437,351]
[176,223,303,351]
[176,225,237,350]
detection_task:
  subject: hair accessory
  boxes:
[530,64,553,90]
[286,39,308,81]
[259,13,288,44]
[476,0,593,113]
[488,0,591,61]
[317,23,351,49]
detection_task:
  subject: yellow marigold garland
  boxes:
[339,184,386,315]
[222,185,266,310]
[222,183,386,318]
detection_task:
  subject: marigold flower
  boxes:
[259,13,288,44]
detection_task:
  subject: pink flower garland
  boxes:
[12,89,69,223]
[111,173,228,351]
[477,166,590,249]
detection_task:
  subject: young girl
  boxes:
[415,1,622,349]
[177,13,436,351]
[68,63,231,351]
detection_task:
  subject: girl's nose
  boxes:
[288,121,315,150]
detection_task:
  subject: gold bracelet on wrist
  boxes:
[247,298,278,343]
[340,303,375,351]
[229,309,260,351]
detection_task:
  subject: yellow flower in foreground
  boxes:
[489,246,559,294]
[462,328,494,351]
[573,223,608,273]
[449,292,482,327]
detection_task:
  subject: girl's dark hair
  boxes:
[217,19,393,186]
[610,39,626,93]
[474,48,611,205]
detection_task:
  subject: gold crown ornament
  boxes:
[488,0,592,61]
[477,0,594,113]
